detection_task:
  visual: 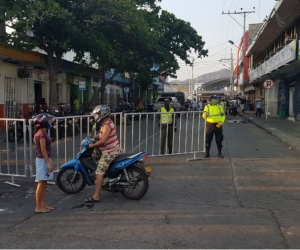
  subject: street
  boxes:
[0,115,300,248]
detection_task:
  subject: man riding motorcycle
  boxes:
[85,105,123,203]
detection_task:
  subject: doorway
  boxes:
[288,83,295,119]
[34,81,42,113]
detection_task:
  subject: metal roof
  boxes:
[200,77,231,90]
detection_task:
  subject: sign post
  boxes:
[124,87,130,103]
[263,79,274,122]
[78,80,86,107]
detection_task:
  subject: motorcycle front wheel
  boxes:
[120,166,149,200]
[56,167,87,194]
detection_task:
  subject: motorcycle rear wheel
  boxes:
[56,167,87,194]
[8,130,23,142]
[120,166,149,200]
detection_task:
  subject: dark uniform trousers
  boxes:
[205,122,223,152]
[161,124,173,154]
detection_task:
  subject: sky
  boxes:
[158,0,277,82]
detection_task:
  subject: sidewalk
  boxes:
[239,110,300,153]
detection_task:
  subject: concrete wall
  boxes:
[266,81,279,116]
[102,82,123,111]
[248,23,263,44]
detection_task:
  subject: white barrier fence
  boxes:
[0,111,205,186]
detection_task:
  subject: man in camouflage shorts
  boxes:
[96,148,123,175]
[84,105,123,203]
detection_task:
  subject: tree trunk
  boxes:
[48,52,59,112]
[87,70,121,110]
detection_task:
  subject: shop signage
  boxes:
[249,40,297,82]
[265,41,296,74]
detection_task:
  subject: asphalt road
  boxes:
[0,114,300,248]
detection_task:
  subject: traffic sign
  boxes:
[124,87,130,94]
[78,80,86,91]
[263,79,274,89]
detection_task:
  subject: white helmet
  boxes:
[92,105,111,122]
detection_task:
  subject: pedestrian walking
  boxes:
[158,98,176,154]
[198,99,203,111]
[85,105,123,203]
[202,95,226,158]
[256,98,264,118]
[192,98,198,111]
[33,113,55,213]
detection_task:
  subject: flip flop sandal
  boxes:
[84,197,100,203]
[35,209,51,214]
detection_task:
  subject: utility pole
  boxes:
[219,57,233,98]
[222,9,255,96]
[230,49,234,99]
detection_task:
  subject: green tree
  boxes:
[1,0,157,110]
[82,6,208,109]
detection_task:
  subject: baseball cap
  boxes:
[209,95,217,100]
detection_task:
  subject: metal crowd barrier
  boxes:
[0,118,32,187]
[0,111,205,186]
[123,111,206,160]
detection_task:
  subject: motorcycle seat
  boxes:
[111,152,144,163]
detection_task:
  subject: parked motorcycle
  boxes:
[115,102,133,125]
[56,136,152,200]
[8,119,35,142]
[50,110,73,141]
[229,104,238,115]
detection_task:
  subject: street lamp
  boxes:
[189,56,195,98]
[228,40,238,48]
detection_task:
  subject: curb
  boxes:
[239,113,300,155]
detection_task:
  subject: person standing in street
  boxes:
[85,105,123,203]
[256,98,264,118]
[202,95,226,158]
[239,96,246,114]
[192,98,198,111]
[73,96,80,114]
[198,99,203,111]
[158,98,176,154]
[33,113,55,213]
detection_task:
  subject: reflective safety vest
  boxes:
[203,104,226,123]
[160,107,174,124]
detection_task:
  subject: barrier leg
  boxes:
[187,152,204,161]
[4,173,21,188]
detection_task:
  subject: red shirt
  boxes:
[34,130,52,158]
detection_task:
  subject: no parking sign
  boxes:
[263,79,274,89]
[263,79,274,122]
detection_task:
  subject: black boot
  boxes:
[204,150,210,158]
[218,151,224,158]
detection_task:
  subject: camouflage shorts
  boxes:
[96,148,123,175]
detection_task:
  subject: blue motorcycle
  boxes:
[56,136,152,200]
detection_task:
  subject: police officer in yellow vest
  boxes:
[158,98,176,154]
[202,95,226,158]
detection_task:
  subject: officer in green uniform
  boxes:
[202,95,226,158]
[158,98,176,154]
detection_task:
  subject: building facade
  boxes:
[247,0,300,120]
